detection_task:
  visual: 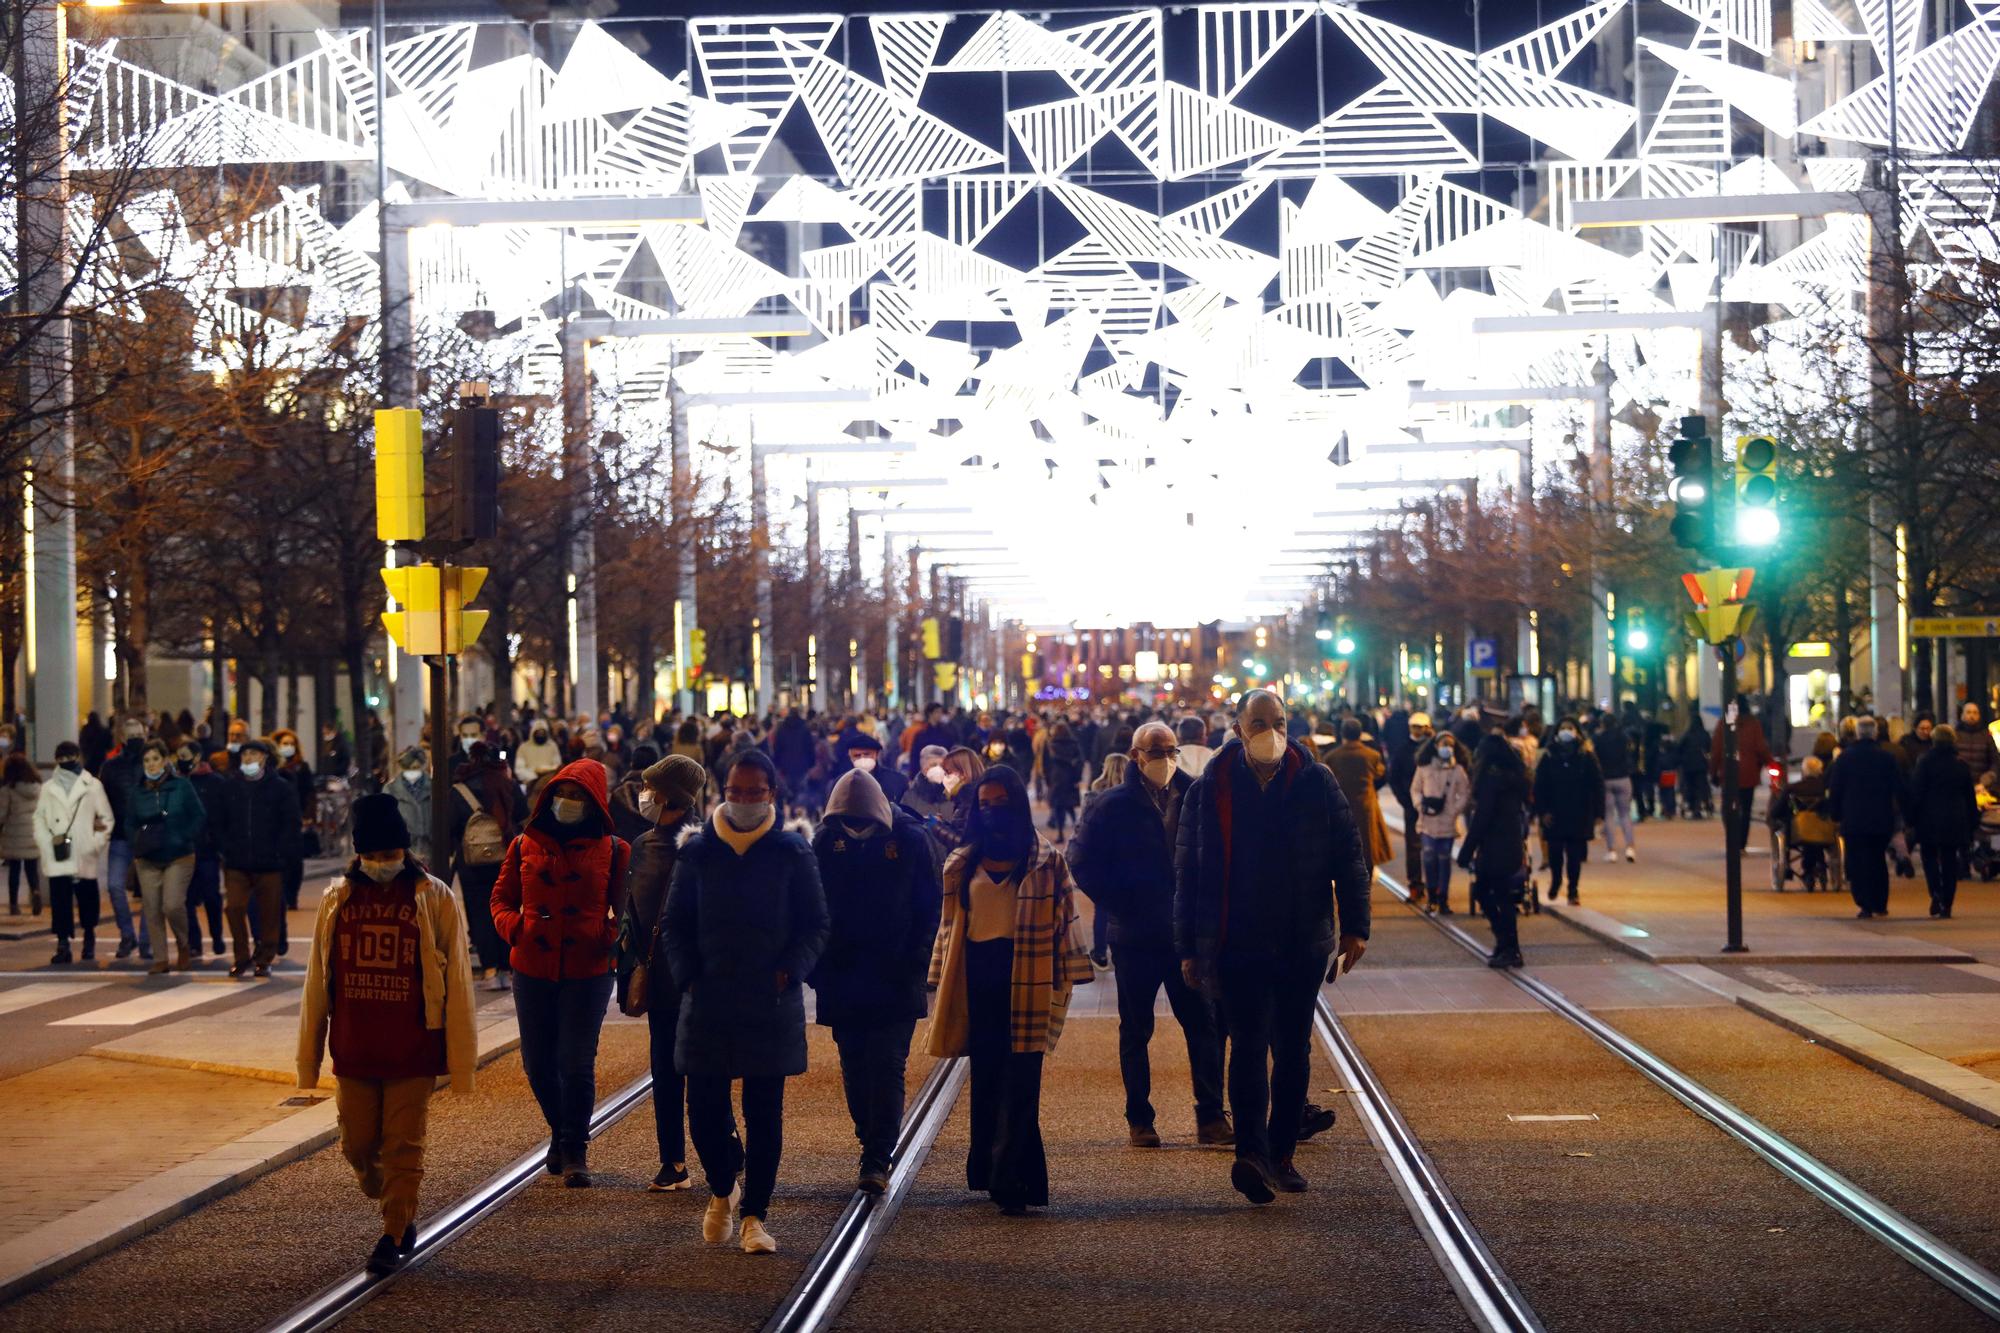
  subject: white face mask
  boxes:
[278,744,296,759]
[143,761,166,781]
[925,765,948,786]
[1140,757,1176,787]
[851,755,876,773]
[227,740,242,753]
[460,736,478,753]
[401,768,423,784]
[1436,745,1454,764]
[638,790,661,822]
[358,855,405,883]
[552,797,588,825]
[722,800,771,829]
[941,772,964,796]
[1245,730,1286,764]
[240,761,264,779]
[0,737,11,752]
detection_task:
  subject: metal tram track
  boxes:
[1373,867,2000,1323]
[261,1071,657,1333]
[1312,993,1546,1333]
[762,1055,968,1333]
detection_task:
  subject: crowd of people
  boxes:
[4,682,1995,1277]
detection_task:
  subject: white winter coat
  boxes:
[34,769,115,878]
[1410,759,1471,840]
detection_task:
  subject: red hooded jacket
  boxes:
[490,759,629,982]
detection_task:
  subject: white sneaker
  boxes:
[740,1216,777,1255]
[702,1182,742,1246]
[1625,849,1637,863]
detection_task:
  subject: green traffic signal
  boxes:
[1734,433,1780,546]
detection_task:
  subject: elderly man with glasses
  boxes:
[1070,721,1232,1149]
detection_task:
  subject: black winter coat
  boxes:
[212,771,302,872]
[1907,745,1979,849]
[1070,762,1189,953]
[1594,726,1634,781]
[100,748,143,840]
[1534,745,1604,840]
[1460,743,1530,880]
[1043,738,1086,812]
[188,769,227,857]
[664,820,830,1078]
[1827,738,1909,839]
[1173,738,1371,963]
[807,811,939,1027]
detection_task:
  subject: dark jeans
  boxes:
[512,972,614,1155]
[687,1074,785,1220]
[1090,900,1110,959]
[185,853,222,947]
[1728,788,1757,852]
[1215,949,1324,1168]
[1846,835,1891,915]
[1634,774,1657,819]
[1547,837,1587,895]
[831,1018,916,1173]
[1920,842,1961,914]
[7,858,39,910]
[1474,874,1522,958]
[49,876,100,943]
[645,972,685,1168]
[105,838,145,948]
[1399,801,1425,890]
[1419,836,1455,909]
[1111,944,1224,1129]
[460,864,508,972]
[966,937,1047,1207]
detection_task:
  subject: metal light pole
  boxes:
[668,378,693,718]
[19,1,77,762]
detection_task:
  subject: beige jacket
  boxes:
[296,867,479,1092]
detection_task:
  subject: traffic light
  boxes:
[689,628,707,679]
[1667,414,1714,553]
[1624,607,1650,652]
[381,564,489,656]
[374,409,426,543]
[1734,434,1779,547]
[921,618,942,660]
[1333,615,1356,657]
[443,401,500,541]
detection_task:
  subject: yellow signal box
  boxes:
[689,628,708,676]
[933,662,958,692]
[382,564,490,656]
[375,409,426,542]
[921,617,942,660]
[1680,567,1758,645]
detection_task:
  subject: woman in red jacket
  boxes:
[491,759,629,1186]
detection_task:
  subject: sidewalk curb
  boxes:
[1731,992,2000,1129]
[0,1020,521,1306]
[1541,899,1977,966]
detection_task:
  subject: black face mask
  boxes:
[59,760,81,774]
[175,759,195,775]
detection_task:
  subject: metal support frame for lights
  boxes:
[686,388,873,407]
[569,315,811,340]
[805,477,950,709]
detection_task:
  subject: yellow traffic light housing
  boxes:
[382,564,489,656]
[1734,435,1779,546]
[921,617,942,661]
[375,409,426,543]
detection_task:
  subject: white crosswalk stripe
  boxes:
[51,980,261,1027]
[0,980,114,1016]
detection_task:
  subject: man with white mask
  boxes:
[841,731,907,803]
[1071,721,1230,1149]
[1173,689,1371,1204]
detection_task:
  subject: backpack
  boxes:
[455,782,507,865]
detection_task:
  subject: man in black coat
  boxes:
[1827,716,1909,918]
[1533,723,1604,905]
[99,715,151,959]
[1071,722,1228,1150]
[808,770,938,1193]
[213,738,302,976]
[1386,711,1432,899]
[835,731,907,803]
[1174,690,1370,1204]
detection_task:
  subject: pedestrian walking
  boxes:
[619,754,708,1194]
[1594,714,1638,861]
[1710,696,1775,853]
[491,759,629,1187]
[665,750,829,1253]
[34,743,114,965]
[809,769,939,1194]
[1041,722,1085,844]
[928,764,1093,1214]
[1,752,43,916]
[383,748,433,867]
[177,744,227,957]
[271,729,316,903]
[1174,690,1370,1204]
[128,741,205,975]
[1174,715,1215,780]
[297,794,477,1276]
[1078,753,1129,969]
[1956,703,1998,780]
[99,715,152,960]
[215,739,302,978]
[1908,727,1979,919]
[1387,711,1432,902]
[1459,733,1531,968]
[1678,716,1713,819]
[1070,723,1230,1150]
[1827,716,1908,918]
[1410,732,1470,913]
[1326,719,1395,869]
[451,742,528,991]
[1534,721,1603,906]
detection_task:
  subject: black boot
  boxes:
[50,939,72,966]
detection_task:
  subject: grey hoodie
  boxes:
[826,769,895,836]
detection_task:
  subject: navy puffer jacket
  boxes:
[808,807,938,1027]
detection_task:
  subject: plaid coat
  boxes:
[926,835,1094,1057]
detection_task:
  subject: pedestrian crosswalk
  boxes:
[50,980,261,1028]
[0,980,113,1017]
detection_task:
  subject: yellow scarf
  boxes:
[711,806,775,856]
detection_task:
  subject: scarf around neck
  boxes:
[712,805,775,856]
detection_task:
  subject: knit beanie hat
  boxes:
[641,753,708,811]
[351,794,411,855]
